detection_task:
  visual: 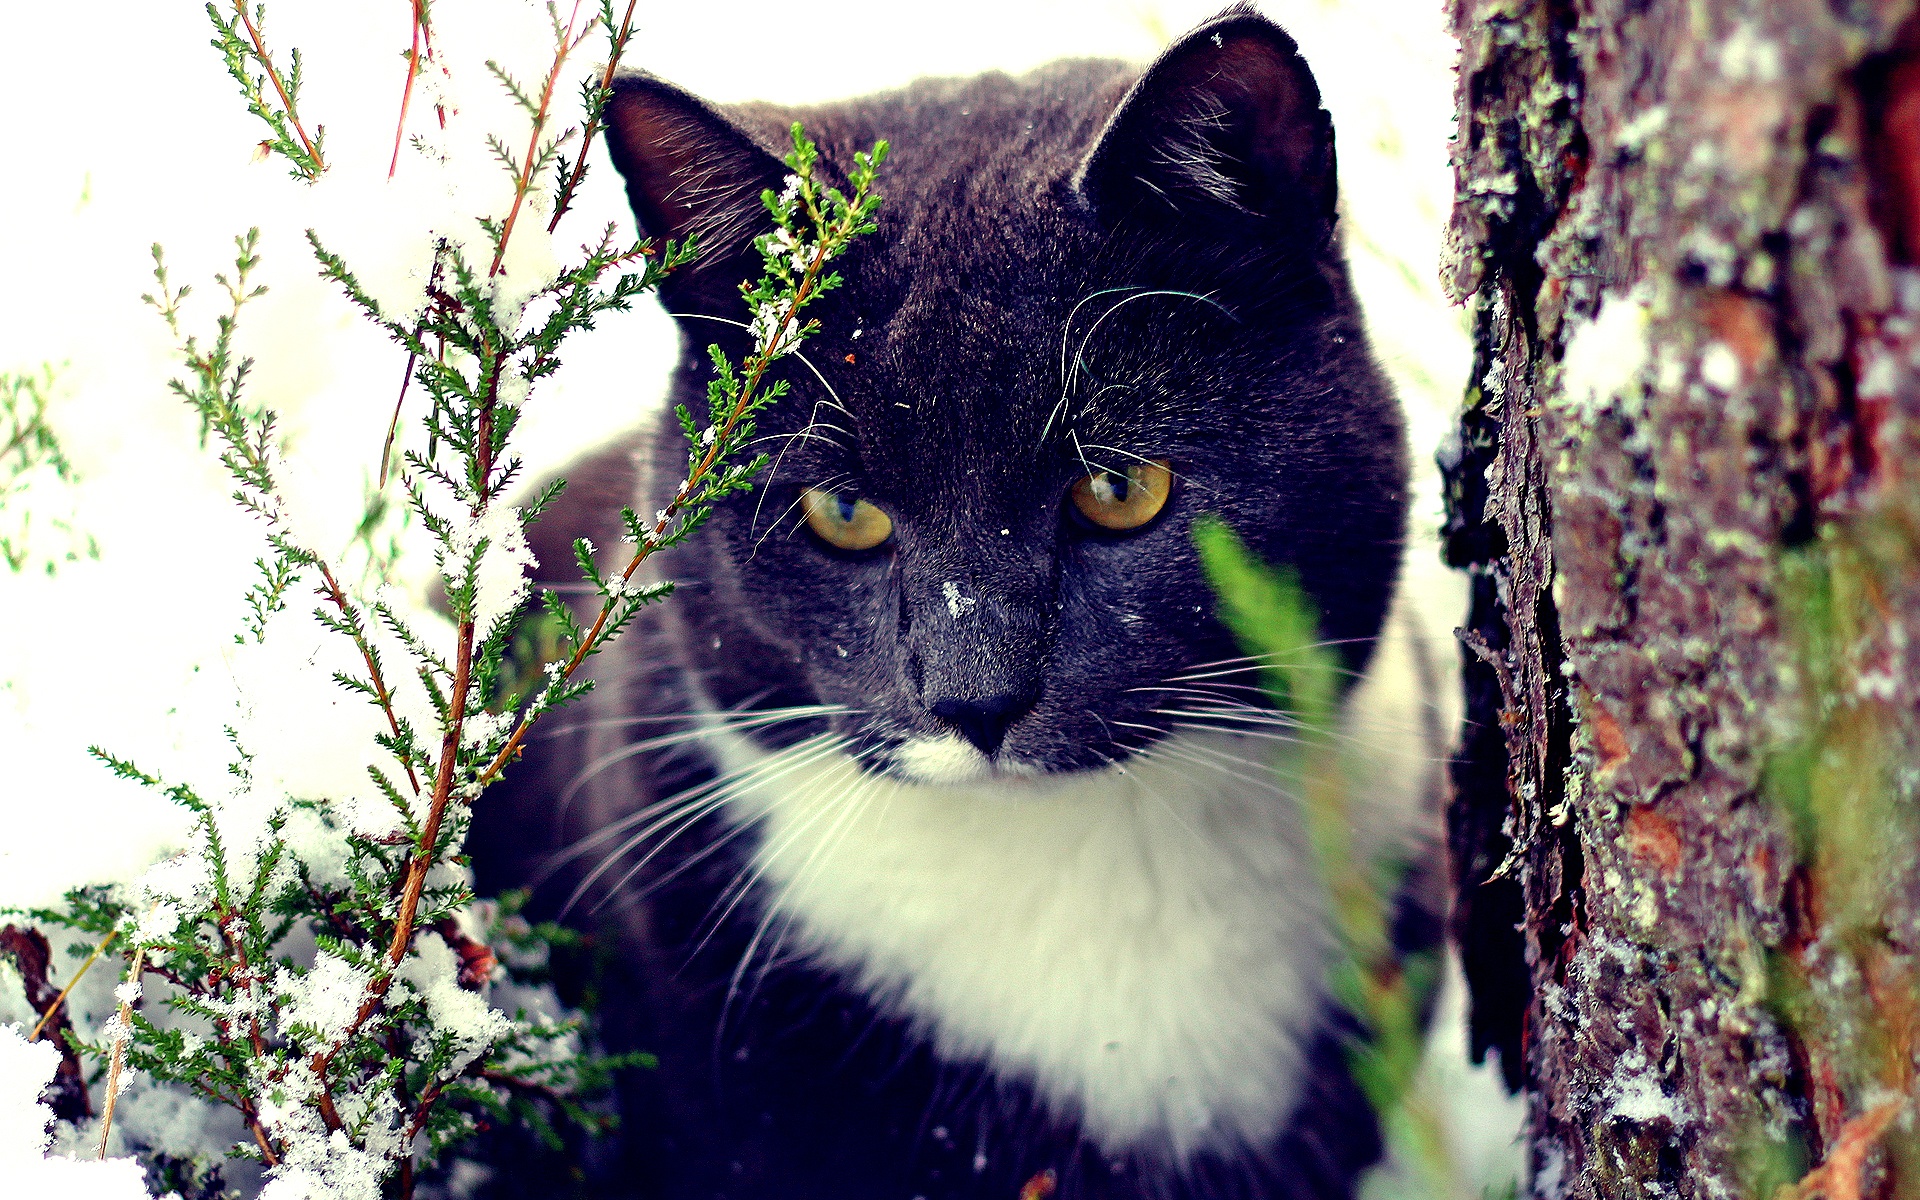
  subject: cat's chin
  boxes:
[887,734,1062,787]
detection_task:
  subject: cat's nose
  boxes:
[929,694,1033,756]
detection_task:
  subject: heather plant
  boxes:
[0,366,96,575]
[2,2,885,1196]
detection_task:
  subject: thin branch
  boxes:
[314,561,422,795]
[477,237,832,788]
[548,0,641,233]
[231,1,325,174]
[95,944,148,1159]
[489,4,595,279]
[388,0,431,178]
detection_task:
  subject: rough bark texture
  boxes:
[0,924,91,1123]
[1442,1,1920,1197]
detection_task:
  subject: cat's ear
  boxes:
[1076,7,1336,234]
[602,74,790,311]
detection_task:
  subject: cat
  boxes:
[469,6,1447,1198]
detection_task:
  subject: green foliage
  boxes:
[1194,516,1450,1197]
[1754,516,1920,1195]
[0,365,96,574]
[205,1,326,182]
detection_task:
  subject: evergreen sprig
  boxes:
[1194,518,1451,1198]
[205,1,326,181]
[472,123,889,792]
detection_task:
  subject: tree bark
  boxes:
[1441,1,1920,1197]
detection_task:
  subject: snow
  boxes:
[1615,105,1669,151]
[1718,23,1782,83]
[1560,290,1652,415]
[277,952,374,1044]
[1700,342,1744,392]
[398,933,514,1076]
[444,502,536,635]
[0,0,1495,1192]
[1608,1045,1687,1125]
[0,1024,151,1198]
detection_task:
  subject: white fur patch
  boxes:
[697,597,1441,1162]
[890,732,991,784]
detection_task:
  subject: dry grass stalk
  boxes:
[27,927,118,1043]
[94,943,147,1159]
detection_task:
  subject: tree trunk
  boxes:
[1441,1,1920,1196]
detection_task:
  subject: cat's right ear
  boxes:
[602,75,790,313]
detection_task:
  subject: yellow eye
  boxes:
[801,487,894,551]
[1070,459,1173,531]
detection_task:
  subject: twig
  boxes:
[29,927,119,1042]
[378,250,444,486]
[379,351,415,488]
[476,235,833,788]
[488,4,594,279]
[231,1,325,174]
[314,559,422,795]
[547,0,641,233]
[388,0,432,178]
[95,944,148,1159]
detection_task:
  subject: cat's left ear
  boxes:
[1076,7,1336,234]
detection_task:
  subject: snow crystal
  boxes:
[1560,290,1651,415]
[461,708,514,751]
[1858,346,1898,399]
[132,902,181,946]
[277,951,374,1043]
[1611,1069,1684,1124]
[399,933,513,1077]
[1615,105,1668,151]
[1607,1044,1688,1126]
[1718,24,1782,83]
[942,580,977,619]
[749,297,803,359]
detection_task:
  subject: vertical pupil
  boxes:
[1106,471,1130,503]
[836,495,857,524]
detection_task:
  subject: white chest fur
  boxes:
[701,600,1440,1163]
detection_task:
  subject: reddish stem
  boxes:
[548,0,641,233]
[232,1,325,175]
[388,0,428,178]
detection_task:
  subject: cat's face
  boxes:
[605,11,1408,782]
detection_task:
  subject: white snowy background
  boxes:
[0,0,1518,1195]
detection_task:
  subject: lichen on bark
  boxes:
[1442,1,1920,1197]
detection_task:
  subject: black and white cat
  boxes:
[472,7,1446,1197]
